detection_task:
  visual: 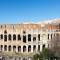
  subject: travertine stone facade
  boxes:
[0,19,60,60]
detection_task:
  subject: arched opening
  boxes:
[38,45,40,51]
[4,45,7,51]
[28,45,31,52]
[18,34,21,40]
[18,46,21,52]
[8,34,11,40]
[0,34,3,39]
[4,30,7,34]
[8,45,11,51]
[13,34,16,40]
[33,37,36,42]
[13,46,16,52]
[23,30,26,34]
[23,46,26,52]
[4,35,7,41]
[28,34,31,41]
[33,45,36,52]
[38,34,40,41]
[23,35,26,43]
[43,44,45,49]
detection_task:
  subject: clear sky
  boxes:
[0,0,60,24]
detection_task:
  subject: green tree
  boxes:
[33,48,55,60]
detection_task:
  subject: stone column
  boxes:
[36,45,38,52]
[26,34,28,43]
[26,45,28,53]
[40,44,42,51]
[16,45,18,52]
[36,34,38,43]
[49,34,51,40]
[31,34,33,44]
[21,45,23,53]
[31,45,33,53]
[21,57,22,60]
[11,45,13,52]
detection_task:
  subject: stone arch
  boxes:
[23,35,26,43]
[23,46,26,52]
[28,34,31,41]
[13,46,16,52]
[13,34,16,40]
[28,45,31,52]
[4,45,7,51]
[8,45,11,51]
[18,34,21,40]
[18,46,21,52]
[8,34,11,40]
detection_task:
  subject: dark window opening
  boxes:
[13,46,16,52]
[33,37,36,41]
[28,45,31,52]
[28,34,31,41]
[23,35,26,43]
[4,35,7,41]
[4,30,7,34]
[33,45,36,52]
[23,46,26,52]
[38,45,40,51]
[1,34,3,39]
[51,34,52,39]
[4,45,7,51]
[18,46,21,52]
[43,44,45,49]
[23,31,26,34]
[8,34,11,40]
[8,45,11,51]
[38,34,40,41]
[18,34,21,40]
[13,34,16,40]
[48,34,49,40]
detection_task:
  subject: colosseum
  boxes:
[0,19,60,60]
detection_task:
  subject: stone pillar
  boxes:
[40,44,42,51]
[49,34,51,40]
[31,34,33,43]
[16,45,18,52]
[26,45,28,53]
[21,45,23,53]
[26,34,28,43]
[31,45,33,53]
[36,34,38,43]
[3,45,4,52]
[11,45,13,52]
[36,45,38,52]
[21,57,22,60]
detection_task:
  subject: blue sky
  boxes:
[0,0,60,24]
